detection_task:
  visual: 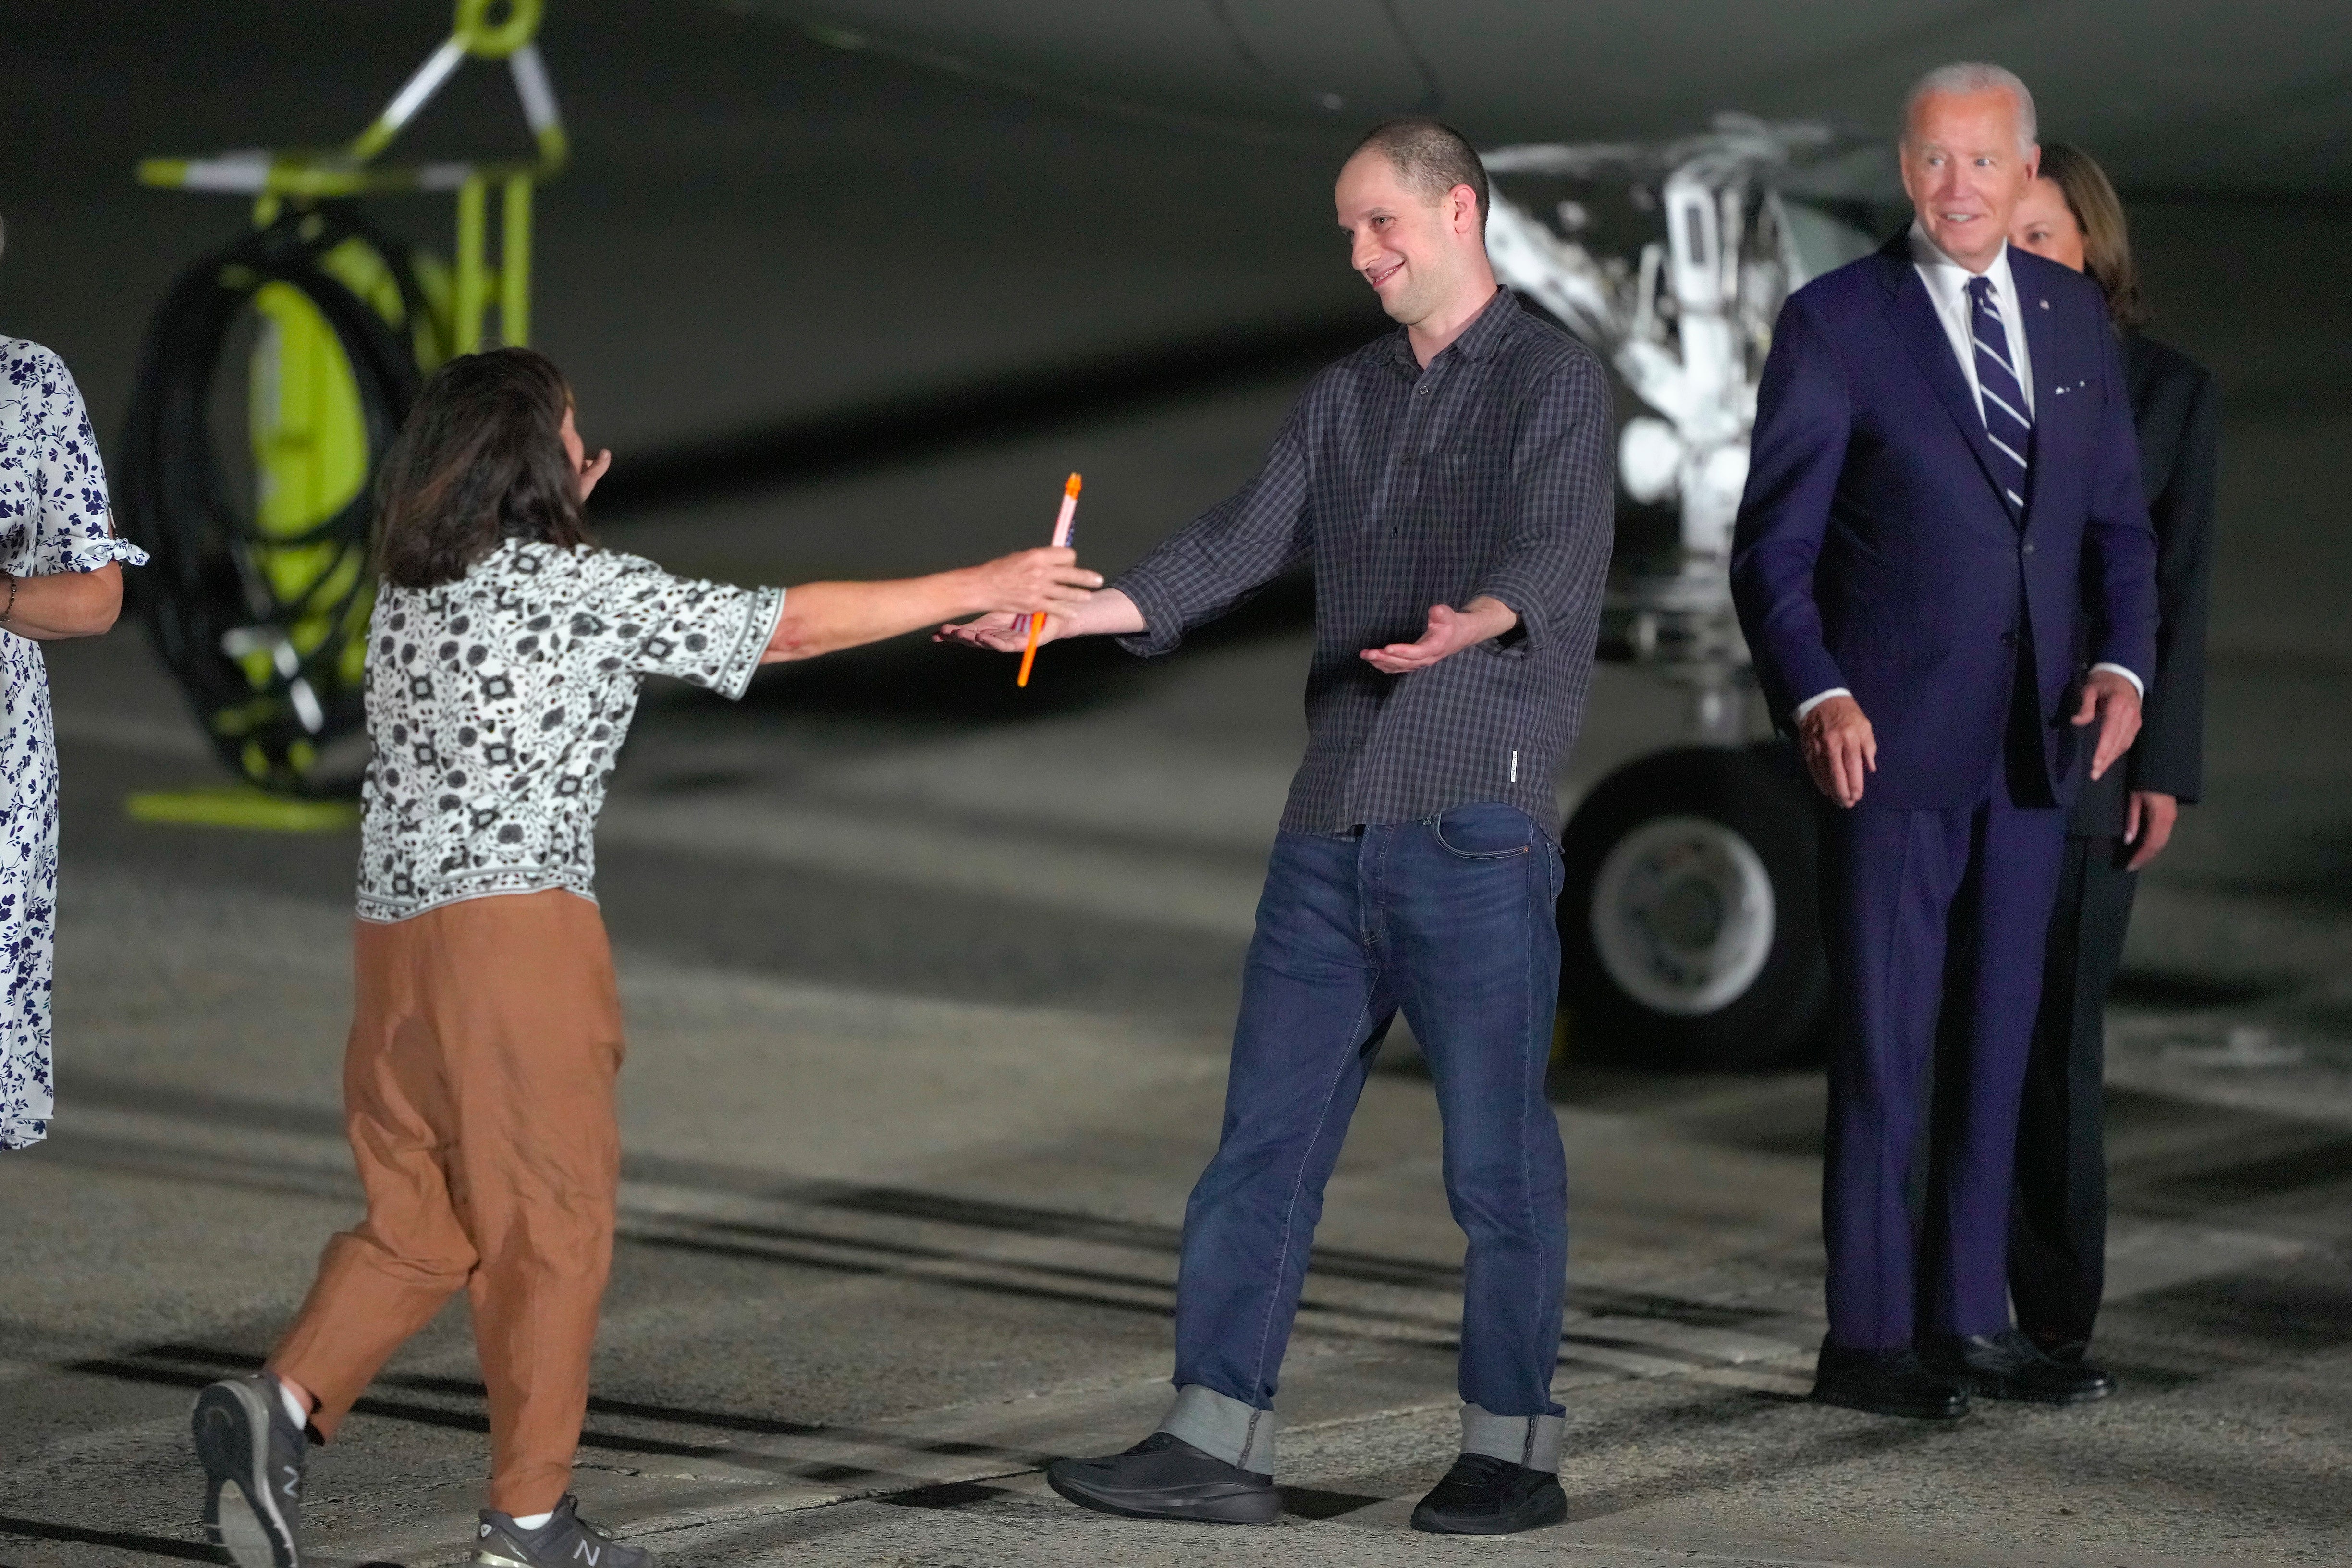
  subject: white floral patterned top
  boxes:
[0,337,150,1150]
[356,538,782,923]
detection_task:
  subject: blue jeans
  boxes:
[1171,803,1568,1422]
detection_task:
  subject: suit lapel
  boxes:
[1874,244,2009,511]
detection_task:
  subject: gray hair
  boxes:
[1902,62,2038,153]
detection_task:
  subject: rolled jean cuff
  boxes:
[1461,1403,1564,1474]
[1158,1384,1277,1475]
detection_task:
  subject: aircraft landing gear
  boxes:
[1557,743,1827,1071]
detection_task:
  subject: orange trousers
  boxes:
[270,890,625,1514]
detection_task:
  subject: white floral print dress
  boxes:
[0,338,149,1150]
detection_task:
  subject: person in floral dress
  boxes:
[0,302,149,1150]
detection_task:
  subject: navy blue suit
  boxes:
[1732,233,2157,1350]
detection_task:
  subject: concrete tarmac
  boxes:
[6,4,2352,1564]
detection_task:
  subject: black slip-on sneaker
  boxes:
[192,1372,306,1568]
[1045,1431,1281,1524]
[473,1494,652,1567]
[1410,1453,1568,1535]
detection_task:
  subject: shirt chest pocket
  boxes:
[1412,445,1506,520]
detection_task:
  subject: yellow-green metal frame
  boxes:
[131,2,566,816]
[139,0,565,354]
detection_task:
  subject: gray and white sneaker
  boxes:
[473,1495,652,1567]
[192,1372,307,1568]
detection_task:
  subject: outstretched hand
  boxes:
[927,550,1095,654]
[936,609,1064,653]
[966,547,1099,621]
[936,585,1145,654]
[1360,597,1519,675]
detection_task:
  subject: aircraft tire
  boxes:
[1557,742,1826,1072]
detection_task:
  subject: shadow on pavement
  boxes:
[0,1514,216,1562]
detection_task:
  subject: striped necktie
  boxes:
[1966,273,2033,513]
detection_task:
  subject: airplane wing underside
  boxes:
[724,0,2352,196]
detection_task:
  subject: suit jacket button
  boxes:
[2000,631,2018,647]
[2022,541,2036,555]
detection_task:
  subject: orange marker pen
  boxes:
[1017,472,1081,688]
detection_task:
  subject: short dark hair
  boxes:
[2035,142,2149,331]
[373,347,587,589]
[1351,118,1488,225]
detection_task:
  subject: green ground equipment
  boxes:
[118,0,566,815]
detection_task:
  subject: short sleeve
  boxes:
[8,343,148,576]
[569,549,782,700]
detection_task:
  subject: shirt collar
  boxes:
[1450,285,1518,361]
[1907,219,2017,318]
[1384,285,1519,371]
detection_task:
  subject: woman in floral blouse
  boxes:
[191,346,1098,1568]
[0,218,151,1152]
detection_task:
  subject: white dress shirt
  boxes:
[1792,221,2140,722]
[1908,221,2034,420]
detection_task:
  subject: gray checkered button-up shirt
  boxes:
[1113,289,1616,835]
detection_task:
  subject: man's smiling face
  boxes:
[1901,86,2039,273]
[1335,148,1468,327]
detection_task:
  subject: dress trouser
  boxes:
[1817,762,2068,1351]
[2008,834,2139,1352]
[1161,804,1569,1475]
[270,889,625,1515]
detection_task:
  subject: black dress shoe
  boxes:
[1410,1453,1568,1535]
[1811,1341,1970,1419]
[1921,1329,2116,1404]
[1045,1432,1280,1524]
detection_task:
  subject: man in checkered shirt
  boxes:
[947,119,1614,1537]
